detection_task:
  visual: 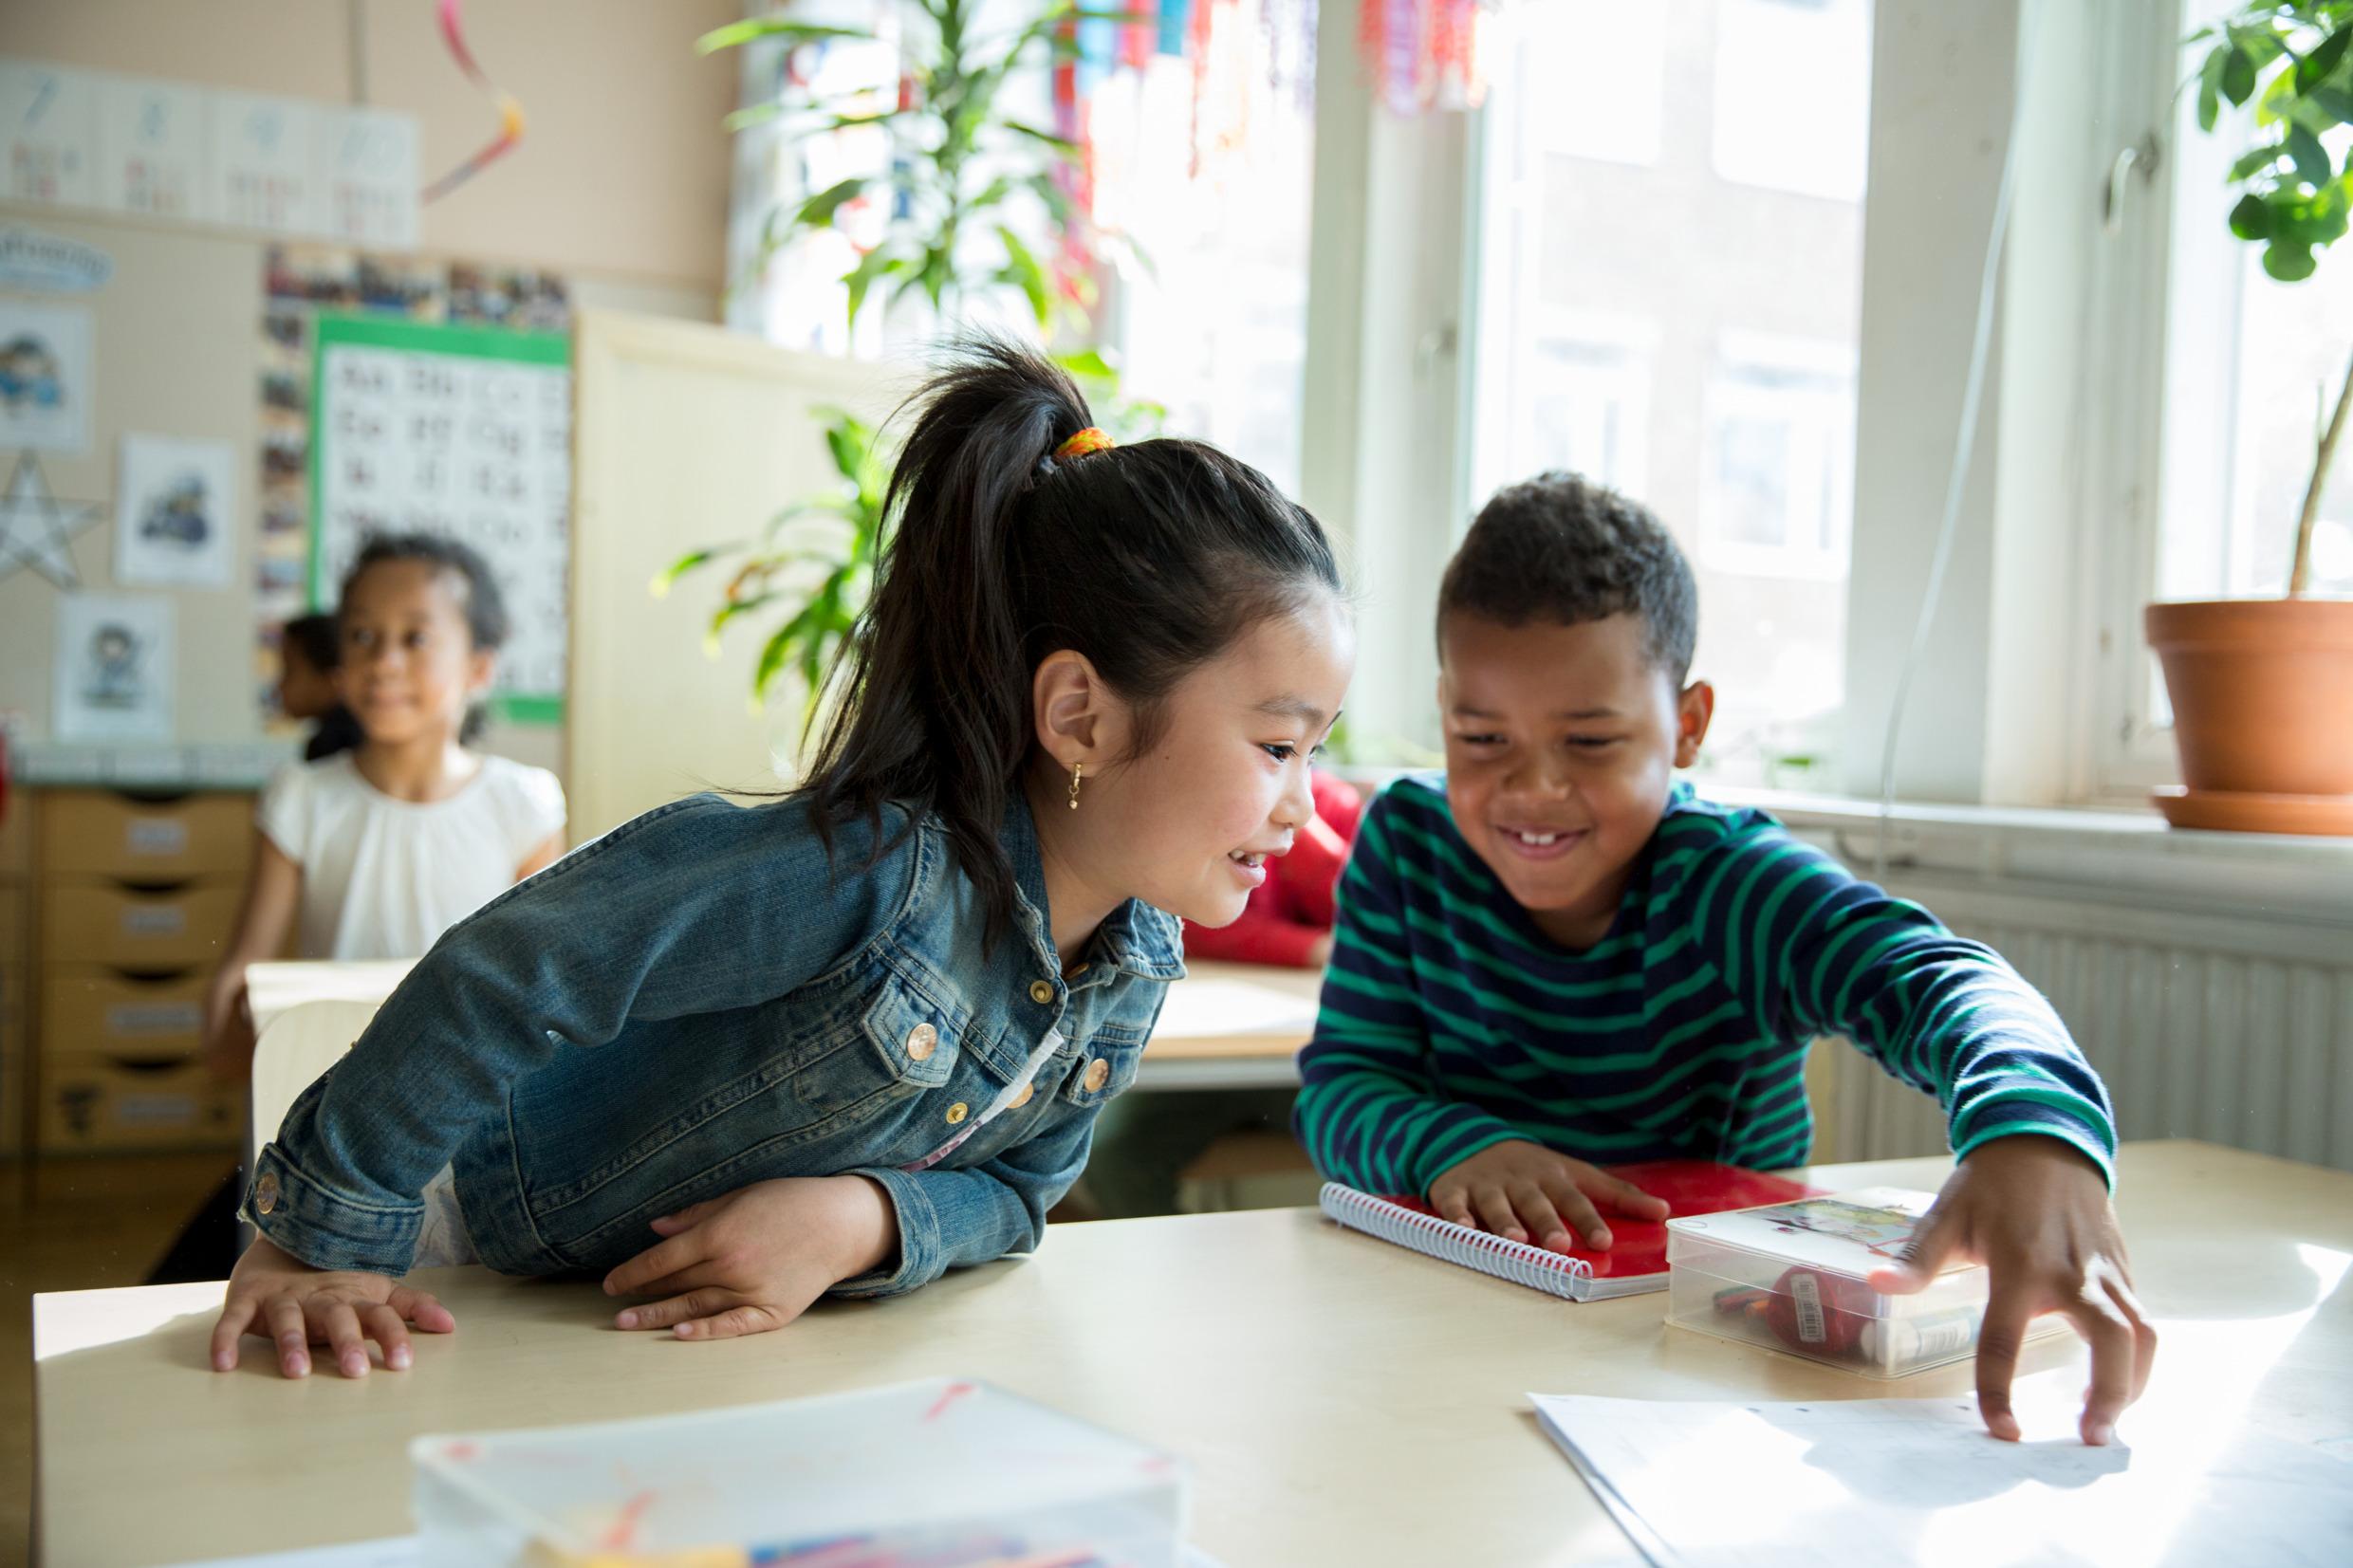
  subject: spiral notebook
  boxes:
[1319,1160,1819,1302]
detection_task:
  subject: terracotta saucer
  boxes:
[2152,786,2353,836]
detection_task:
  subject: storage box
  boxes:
[412,1378,1190,1568]
[43,882,240,969]
[37,1052,240,1152]
[42,968,208,1059]
[1666,1187,2066,1377]
[40,789,252,881]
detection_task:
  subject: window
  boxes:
[1711,0,1873,202]
[1089,38,1314,493]
[1470,0,1874,787]
[1698,336,1857,580]
[2090,0,2353,788]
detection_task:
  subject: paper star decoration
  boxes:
[0,452,103,589]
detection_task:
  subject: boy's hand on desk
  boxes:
[1867,1135,2157,1448]
[1428,1140,1671,1251]
[602,1175,896,1340]
[211,1236,456,1378]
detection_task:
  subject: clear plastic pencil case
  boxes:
[1666,1187,2065,1377]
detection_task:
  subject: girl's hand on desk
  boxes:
[1868,1135,2158,1448]
[210,1236,456,1378]
[602,1175,897,1340]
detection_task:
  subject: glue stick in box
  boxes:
[1665,1189,2066,1377]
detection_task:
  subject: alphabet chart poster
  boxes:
[308,314,570,722]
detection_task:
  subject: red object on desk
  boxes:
[1378,1159,1821,1281]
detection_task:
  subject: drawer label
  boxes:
[125,819,190,857]
[121,907,189,938]
[116,1092,199,1128]
[107,1003,203,1036]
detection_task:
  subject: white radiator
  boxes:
[1806,876,2353,1172]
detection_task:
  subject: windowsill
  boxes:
[1709,784,2353,928]
[1330,766,2353,926]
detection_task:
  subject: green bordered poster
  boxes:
[308,313,569,725]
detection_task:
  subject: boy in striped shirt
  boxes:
[1295,473,2156,1445]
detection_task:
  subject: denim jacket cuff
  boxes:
[242,1143,423,1275]
[828,1166,939,1300]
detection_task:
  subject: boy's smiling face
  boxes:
[1438,612,1714,950]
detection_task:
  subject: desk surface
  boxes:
[35,1141,2353,1567]
[248,958,1325,1085]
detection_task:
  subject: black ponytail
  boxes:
[802,337,1342,946]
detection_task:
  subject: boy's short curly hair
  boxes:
[1436,471,1698,684]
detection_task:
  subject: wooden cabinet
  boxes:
[24,788,254,1154]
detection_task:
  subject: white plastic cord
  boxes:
[1875,0,2048,880]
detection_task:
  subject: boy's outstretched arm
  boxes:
[1702,830,2157,1444]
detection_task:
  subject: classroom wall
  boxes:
[0,0,738,290]
[0,0,741,768]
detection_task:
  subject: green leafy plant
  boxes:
[2190,2,2353,592]
[699,0,1148,332]
[667,4,1162,729]
[652,406,887,715]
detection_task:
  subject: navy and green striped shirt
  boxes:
[1293,775,2116,1196]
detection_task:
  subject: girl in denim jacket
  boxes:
[213,340,1355,1379]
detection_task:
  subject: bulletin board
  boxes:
[307,313,570,724]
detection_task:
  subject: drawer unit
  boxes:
[38,1051,240,1153]
[44,882,242,971]
[40,790,252,882]
[42,968,208,1060]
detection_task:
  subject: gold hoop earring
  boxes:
[1068,760,1084,811]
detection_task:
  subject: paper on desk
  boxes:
[1529,1372,2353,1568]
[167,1537,1236,1567]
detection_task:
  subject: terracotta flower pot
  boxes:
[2143,598,2353,834]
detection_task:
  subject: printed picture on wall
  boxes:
[0,298,93,453]
[116,433,237,588]
[53,592,176,743]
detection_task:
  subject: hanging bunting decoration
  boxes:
[420,0,528,203]
[1358,0,1501,114]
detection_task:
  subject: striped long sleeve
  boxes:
[1292,776,2117,1197]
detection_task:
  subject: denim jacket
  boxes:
[244,789,1185,1297]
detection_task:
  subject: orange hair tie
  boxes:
[1054,427,1116,461]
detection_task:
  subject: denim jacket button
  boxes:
[1009,1081,1035,1109]
[945,1102,970,1125]
[254,1171,280,1215]
[904,1023,938,1061]
[1028,980,1056,1005]
[1083,1058,1110,1093]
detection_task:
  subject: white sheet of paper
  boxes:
[1531,1372,2353,1568]
[52,592,176,743]
[164,1537,1233,1568]
[0,297,95,453]
[117,432,237,587]
[95,74,210,220]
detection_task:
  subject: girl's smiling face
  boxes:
[337,559,493,747]
[1033,593,1354,945]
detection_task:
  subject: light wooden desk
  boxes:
[33,1142,2353,1567]
[246,957,1323,1093]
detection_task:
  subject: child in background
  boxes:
[1082,769,1362,1218]
[1296,473,2156,1447]
[210,341,1353,1379]
[274,612,364,763]
[154,537,565,1286]
[204,532,566,1079]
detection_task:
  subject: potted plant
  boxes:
[659,0,1149,723]
[2149,2,2353,833]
